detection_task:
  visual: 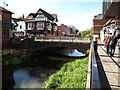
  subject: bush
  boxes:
[44,57,88,89]
[2,54,21,65]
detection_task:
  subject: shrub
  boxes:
[44,57,88,89]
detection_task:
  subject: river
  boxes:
[2,48,85,89]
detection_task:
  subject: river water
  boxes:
[2,48,85,89]
[13,67,55,88]
[14,69,42,88]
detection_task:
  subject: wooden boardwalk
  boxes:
[97,44,120,89]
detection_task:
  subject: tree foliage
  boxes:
[77,28,92,37]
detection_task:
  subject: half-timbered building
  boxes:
[25,8,58,37]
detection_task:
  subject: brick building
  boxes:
[57,24,76,36]
[93,14,108,40]
[0,6,13,46]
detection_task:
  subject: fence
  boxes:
[35,36,91,43]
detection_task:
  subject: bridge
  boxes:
[15,36,91,53]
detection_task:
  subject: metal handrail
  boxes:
[35,36,90,43]
[91,41,101,89]
[86,41,101,89]
[35,36,90,40]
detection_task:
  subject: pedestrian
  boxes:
[107,28,120,56]
[104,36,109,48]
[109,36,118,56]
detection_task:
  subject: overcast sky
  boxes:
[0,0,103,31]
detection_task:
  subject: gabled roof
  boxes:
[35,8,54,21]
[61,24,69,29]
[28,13,36,18]
[0,6,14,14]
[51,13,58,22]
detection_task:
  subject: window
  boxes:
[35,14,47,21]
[20,25,22,29]
[35,17,46,21]
[37,22,44,30]
[28,23,35,30]
[111,24,115,29]
[47,23,52,30]
[116,23,120,29]
[36,15,44,18]
[2,29,9,37]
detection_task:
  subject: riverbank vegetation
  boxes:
[2,49,31,66]
[44,57,88,89]
[2,54,21,65]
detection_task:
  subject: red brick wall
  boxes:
[58,24,68,35]
[1,10,12,47]
[2,38,11,47]
[2,12,11,23]
[93,19,108,39]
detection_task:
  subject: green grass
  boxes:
[44,57,88,89]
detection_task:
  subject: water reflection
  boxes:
[14,69,43,88]
[55,49,85,57]
[68,49,85,56]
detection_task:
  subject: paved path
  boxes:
[97,44,120,89]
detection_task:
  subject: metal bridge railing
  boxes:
[35,36,90,43]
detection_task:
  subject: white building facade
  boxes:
[12,18,26,37]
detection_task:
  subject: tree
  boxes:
[78,28,92,37]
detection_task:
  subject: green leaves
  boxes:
[44,57,88,89]
[2,54,21,65]
[78,28,92,37]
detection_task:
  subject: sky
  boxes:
[0,0,103,31]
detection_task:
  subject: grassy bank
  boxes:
[44,57,88,89]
